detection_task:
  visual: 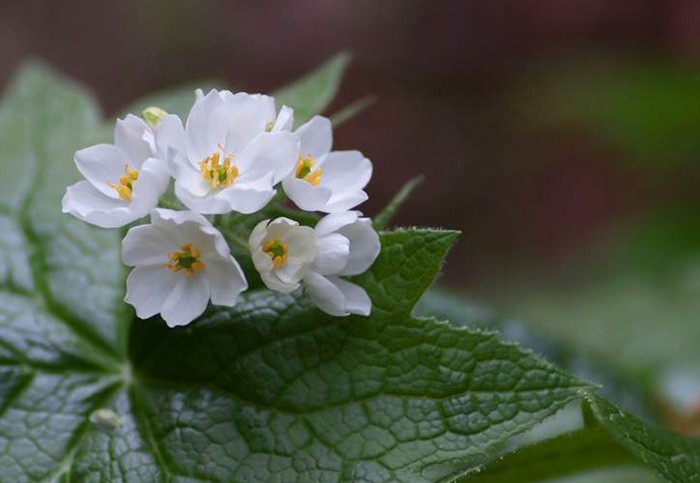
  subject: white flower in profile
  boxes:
[249,217,316,293]
[303,211,380,316]
[249,213,380,317]
[62,115,170,228]
[280,116,372,213]
[122,209,247,327]
[162,89,300,215]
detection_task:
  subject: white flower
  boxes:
[280,116,372,213]
[249,213,380,317]
[249,218,316,293]
[162,89,299,215]
[62,115,170,228]
[122,208,247,327]
[303,211,380,316]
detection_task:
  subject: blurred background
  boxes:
[4,0,700,429]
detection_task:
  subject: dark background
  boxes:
[3,0,700,291]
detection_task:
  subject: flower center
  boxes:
[295,154,322,186]
[109,163,139,201]
[263,239,288,269]
[200,147,239,189]
[166,243,206,276]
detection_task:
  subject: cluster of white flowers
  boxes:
[62,90,379,327]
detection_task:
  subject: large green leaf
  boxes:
[0,63,598,481]
[415,290,700,482]
[124,230,593,482]
[415,289,659,420]
[6,60,700,483]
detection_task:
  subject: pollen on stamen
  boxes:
[165,243,206,276]
[263,239,288,269]
[295,154,322,186]
[200,146,239,189]
[109,163,139,201]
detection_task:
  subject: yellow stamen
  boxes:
[200,148,239,189]
[262,239,288,269]
[295,153,322,186]
[165,243,206,276]
[109,163,140,201]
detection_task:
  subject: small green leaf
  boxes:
[374,176,425,230]
[274,51,351,125]
[587,394,700,483]
[330,95,377,127]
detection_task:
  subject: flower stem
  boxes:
[227,233,249,252]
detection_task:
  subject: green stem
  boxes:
[227,233,250,252]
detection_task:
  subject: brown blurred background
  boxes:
[3,0,700,291]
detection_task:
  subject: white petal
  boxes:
[151,207,210,228]
[249,219,271,250]
[121,224,177,267]
[282,224,317,265]
[221,93,276,152]
[205,255,248,306]
[313,233,350,276]
[173,162,211,197]
[322,151,372,188]
[274,258,308,285]
[236,131,299,183]
[153,113,187,174]
[303,272,348,317]
[314,211,360,238]
[325,191,369,214]
[186,91,276,162]
[161,275,211,327]
[115,114,152,163]
[62,180,142,228]
[252,249,299,293]
[282,177,332,212]
[264,217,298,238]
[217,176,276,214]
[150,208,220,256]
[129,157,170,213]
[296,116,332,159]
[337,218,381,276]
[74,144,129,198]
[185,89,229,163]
[272,105,294,132]
[125,265,179,320]
[329,277,372,316]
[321,150,372,212]
[174,181,231,215]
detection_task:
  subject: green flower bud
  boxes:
[142,106,168,127]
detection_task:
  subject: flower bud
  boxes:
[142,106,168,127]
